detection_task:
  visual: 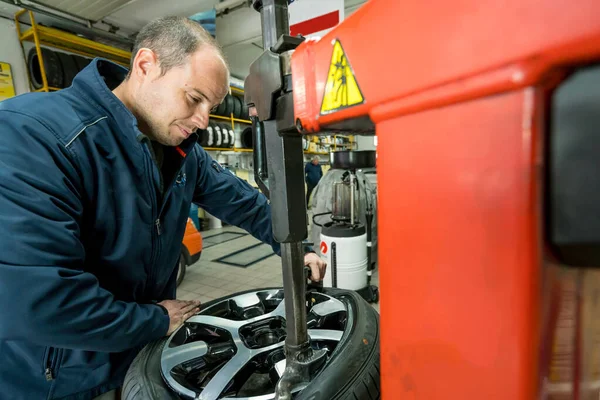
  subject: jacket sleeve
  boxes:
[192,146,281,256]
[0,110,169,353]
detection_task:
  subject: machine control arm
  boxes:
[245,1,326,399]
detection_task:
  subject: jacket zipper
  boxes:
[143,140,189,296]
[142,142,161,296]
[44,347,57,381]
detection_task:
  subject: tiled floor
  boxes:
[175,225,380,313]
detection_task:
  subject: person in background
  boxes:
[305,156,323,208]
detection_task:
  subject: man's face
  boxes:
[135,47,229,146]
[312,159,319,165]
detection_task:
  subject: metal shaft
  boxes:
[350,172,356,225]
[255,0,291,49]
[280,242,308,346]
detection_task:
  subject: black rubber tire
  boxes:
[28,47,63,89]
[228,128,235,149]
[216,124,224,148]
[121,287,380,400]
[215,98,228,116]
[240,102,250,120]
[55,52,79,88]
[73,55,92,72]
[220,124,230,148]
[206,123,216,147]
[176,254,186,287]
[225,94,235,116]
[198,128,209,147]
[232,96,242,119]
[241,126,254,149]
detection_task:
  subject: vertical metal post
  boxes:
[280,242,308,346]
[256,0,290,49]
[29,11,49,92]
[248,2,327,399]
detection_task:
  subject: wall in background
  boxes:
[355,135,376,151]
[0,17,30,98]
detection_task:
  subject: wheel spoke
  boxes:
[161,340,209,376]
[200,340,286,400]
[244,298,286,325]
[198,350,251,400]
[308,329,343,342]
[310,298,345,317]
[232,292,261,308]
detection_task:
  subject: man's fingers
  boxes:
[309,264,321,281]
[183,308,199,320]
[180,302,199,314]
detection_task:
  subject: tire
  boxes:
[219,124,229,147]
[198,128,209,147]
[121,287,380,400]
[232,96,242,119]
[206,123,215,147]
[225,94,235,116]
[228,129,235,149]
[176,253,186,287]
[241,103,250,120]
[28,47,63,89]
[214,125,222,147]
[73,55,92,72]
[55,52,79,88]
[241,126,254,149]
[215,98,228,116]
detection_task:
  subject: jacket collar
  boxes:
[71,58,139,136]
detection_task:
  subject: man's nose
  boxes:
[191,107,209,131]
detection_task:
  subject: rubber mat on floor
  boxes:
[202,232,247,249]
[213,242,276,267]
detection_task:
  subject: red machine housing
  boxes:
[291,0,600,398]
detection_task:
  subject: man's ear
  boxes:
[131,48,159,80]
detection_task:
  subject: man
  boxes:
[0,16,325,400]
[305,156,323,207]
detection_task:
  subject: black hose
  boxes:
[312,211,332,227]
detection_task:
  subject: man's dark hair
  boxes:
[128,16,229,78]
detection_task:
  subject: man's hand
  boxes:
[304,252,327,282]
[158,299,201,336]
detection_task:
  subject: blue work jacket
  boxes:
[0,58,280,399]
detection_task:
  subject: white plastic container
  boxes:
[320,224,368,290]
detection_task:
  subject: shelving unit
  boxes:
[14,9,131,93]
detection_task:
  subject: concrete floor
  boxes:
[175,225,380,313]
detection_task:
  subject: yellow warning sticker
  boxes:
[320,40,365,115]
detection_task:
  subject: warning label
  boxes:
[320,39,365,115]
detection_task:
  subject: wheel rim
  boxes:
[161,289,348,400]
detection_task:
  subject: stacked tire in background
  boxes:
[27,47,92,89]
[198,93,254,149]
[212,93,250,120]
[197,122,235,149]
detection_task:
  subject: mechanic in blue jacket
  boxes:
[0,16,325,400]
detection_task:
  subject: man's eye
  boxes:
[188,95,200,104]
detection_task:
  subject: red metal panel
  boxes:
[289,0,600,397]
[377,90,541,399]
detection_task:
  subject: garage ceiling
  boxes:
[34,0,137,22]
